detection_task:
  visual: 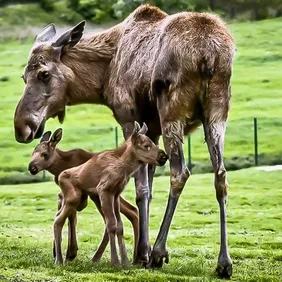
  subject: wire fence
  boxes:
[41,117,282,181]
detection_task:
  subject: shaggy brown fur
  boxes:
[28,129,141,263]
[15,4,235,277]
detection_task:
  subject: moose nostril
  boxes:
[28,164,38,175]
[25,131,34,143]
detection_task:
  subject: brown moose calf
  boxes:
[53,122,167,266]
[28,128,158,263]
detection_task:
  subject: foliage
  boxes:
[39,0,55,12]
[1,168,282,281]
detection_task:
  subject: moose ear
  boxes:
[40,131,51,143]
[138,123,148,135]
[35,24,56,43]
[52,21,86,49]
[50,128,63,147]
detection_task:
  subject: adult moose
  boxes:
[14,4,235,278]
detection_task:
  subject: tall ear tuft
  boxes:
[138,123,148,135]
[50,128,63,147]
[40,131,51,143]
[52,20,86,49]
[35,24,56,43]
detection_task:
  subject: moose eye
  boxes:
[38,71,50,83]
[41,153,49,160]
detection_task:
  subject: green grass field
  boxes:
[0,17,282,183]
[1,167,282,281]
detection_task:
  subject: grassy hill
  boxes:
[0,17,282,183]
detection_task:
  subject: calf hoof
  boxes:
[146,248,169,269]
[216,264,232,279]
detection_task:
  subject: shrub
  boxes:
[39,0,55,12]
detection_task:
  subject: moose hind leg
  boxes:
[148,120,190,268]
[204,120,232,278]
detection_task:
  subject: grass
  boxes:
[1,17,282,182]
[1,167,282,281]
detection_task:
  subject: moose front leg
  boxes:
[204,121,232,278]
[134,164,151,264]
[147,121,190,268]
[122,122,151,264]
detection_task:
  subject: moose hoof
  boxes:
[133,253,149,265]
[133,243,151,265]
[146,248,169,269]
[66,252,77,261]
[55,258,63,265]
[216,264,233,279]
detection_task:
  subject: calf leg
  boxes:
[90,194,109,263]
[100,192,119,266]
[54,202,77,264]
[66,211,78,261]
[115,197,129,267]
[53,192,63,258]
[119,196,139,263]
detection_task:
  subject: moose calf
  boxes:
[53,122,167,266]
[28,128,149,263]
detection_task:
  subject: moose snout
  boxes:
[157,149,168,167]
[28,163,39,175]
[14,124,34,143]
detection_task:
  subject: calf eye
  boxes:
[144,144,151,150]
[41,153,49,160]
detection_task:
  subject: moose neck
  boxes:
[61,24,122,106]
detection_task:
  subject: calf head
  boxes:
[131,122,168,166]
[28,128,62,175]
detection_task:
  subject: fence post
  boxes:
[42,170,46,181]
[254,117,258,166]
[115,126,118,148]
[188,134,192,173]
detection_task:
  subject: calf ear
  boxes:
[35,24,56,43]
[50,128,63,147]
[133,121,141,134]
[52,21,86,49]
[138,123,148,135]
[40,131,51,143]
